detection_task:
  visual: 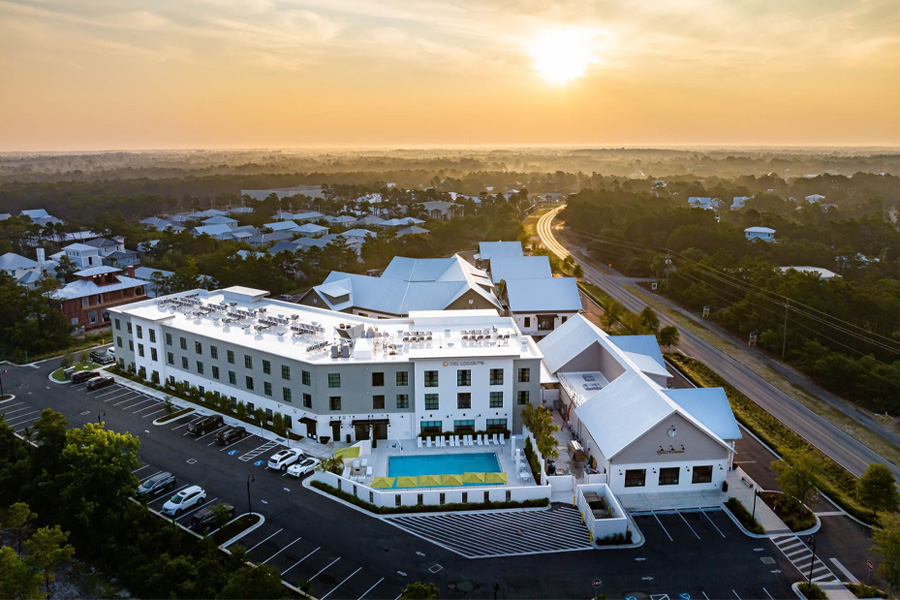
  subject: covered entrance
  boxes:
[329,419,341,444]
[300,416,317,440]
[352,418,389,447]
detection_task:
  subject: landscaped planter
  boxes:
[760,491,816,532]
[212,513,262,546]
[153,406,195,425]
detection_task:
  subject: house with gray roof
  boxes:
[0,252,46,288]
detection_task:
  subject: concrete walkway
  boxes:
[727,467,791,535]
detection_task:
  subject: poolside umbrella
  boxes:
[371,477,395,489]
[441,474,463,486]
[396,476,419,488]
[334,446,360,461]
[485,472,508,484]
[462,472,485,484]
[419,474,442,487]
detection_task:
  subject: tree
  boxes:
[773,447,819,507]
[54,255,77,284]
[873,513,900,593]
[638,307,660,334]
[25,526,74,599]
[658,325,680,351]
[601,300,624,331]
[572,264,584,278]
[271,413,284,436]
[521,404,559,459]
[857,463,900,519]
[218,564,285,599]
[400,581,440,599]
[0,547,42,600]
[2,502,36,554]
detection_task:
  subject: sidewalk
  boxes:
[727,467,791,535]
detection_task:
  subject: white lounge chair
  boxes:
[467,435,474,446]
[417,437,423,448]
[361,458,368,467]
[491,433,499,445]
[463,435,471,446]
[426,437,433,448]
[352,459,360,468]
[365,465,373,477]
[438,436,445,448]
[499,433,506,445]
[475,434,483,446]
[451,435,458,447]
[519,469,532,482]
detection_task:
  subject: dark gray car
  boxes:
[135,471,176,498]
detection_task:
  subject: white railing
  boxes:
[575,483,629,541]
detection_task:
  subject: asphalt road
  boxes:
[3,358,799,599]
[537,207,900,482]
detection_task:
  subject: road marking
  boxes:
[112,393,143,406]
[95,387,125,399]
[171,422,191,430]
[701,593,710,600]
[652,512,673,542]
[762,589,774,600]
[828,558,858,583]
[815,511,845,517]
[246,528,284,553]
[6,411,42,426]
[175,496,218,521]
[120,397,157,410]
[139,470,163,482]
[218,436,249,452]
[732,591,741,600]
[261,536,303,564]
[321,567,361,600]
[310,557,341,581]
[194,426,227,442]
[701,510,726,538]
[357,577,384,600]
[132,402,163,415]
[140,408,167,419]
[239,440,279,462]
[2,405,36,416]
[132,465,151,474]
[152,484,191,506]
[281,547,319,575]
[677,511,701,540]
[1,402,24,410]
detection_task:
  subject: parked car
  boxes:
[161,485,206,516]
[267,448,303,471]
[86,376,114,391]
[90,350,115,365]
[70,370,101,384]
[215,426,246,446]
[189,502,235,532]
[286,457,320,478]
[135,472,176,498]
[187,414,224,437]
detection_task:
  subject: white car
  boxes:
[286,457,321,478]
[161,485,206,516]
[267,448,303,471]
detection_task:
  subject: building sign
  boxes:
[657,445,686,455]
[443,360,485,367]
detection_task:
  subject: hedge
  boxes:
[724,498,765,535]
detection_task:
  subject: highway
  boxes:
[537,205,900,481]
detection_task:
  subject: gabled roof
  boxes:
[17,270,44,284]
[397,225,429,236]
[744,226,775,234]
[20,208,50,219]
[85,237,119,248]
[0,252,39,271]
[538,314,606,373]
[133,266,174,280]
[263,220,300,232]
[663,389,742,440]
[50,274,145,301]
[75,265,121,277]
[297,223,329,234]
[479,241,523,260]
[355,215,385,226]
[505,277,581,312]
[340,228,376,239]
[140,217,175,229]
[193,224,234,237]
[489,256,552,283]
[324,215,357,225]
[608,335,668,376]
[202,216,238,225]
[64,243,99,252]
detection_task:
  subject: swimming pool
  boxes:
[389,452,501,478]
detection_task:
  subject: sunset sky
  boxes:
[2,0,899,150]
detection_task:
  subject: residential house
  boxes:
[50,266,147,329]
[805,194,826,204]
[687,197,720,211]
[420,201,462,221]
[397,225,429,236]
[744,226,776,243]
[133,266,175,298]
[0,252,45,289]
[730,196,750,210]
[202,216,238,226]
[60,243,102,270]
[263,220,301,233]
[297,223,329,238]
[779,266,840,279]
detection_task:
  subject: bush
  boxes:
[846,583,887,599]
[724,498,765,534]
[595,530,633,545]
[760,492,816,532]
[797,582,827,599]
[310,480,549,514]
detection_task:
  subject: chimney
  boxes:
[36,248,46,263]
[126,265,135,278]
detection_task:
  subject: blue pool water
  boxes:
[388,452,501,478]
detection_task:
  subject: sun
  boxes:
[529,28,597,85]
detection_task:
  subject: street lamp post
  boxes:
[247,474,255,515]
[751,488,758,520]
[807,535,816,585]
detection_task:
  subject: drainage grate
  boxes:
[186,458,197,465]
[429,564,443,574]
[760,556,775,565]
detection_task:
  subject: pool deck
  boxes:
[344,435,537,488]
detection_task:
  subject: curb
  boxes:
[218,513,266,549]
[152,408,196,426]
[720,502,770,539]
[0,395,17,404]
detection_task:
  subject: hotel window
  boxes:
[424,393,439,410]
[424,370,439,387]
[165,333,172,346]
[245,376,254,391]
[329,396,341,411]
[624,469,646,488]
[489,391,503,408]
[456,369,471,386]
[518,367,530,383]
[114,318,120,330]
[263,360,271,375]
[457,392,471,409]
[372,372,384,387]
[486,418,508,432]
[211,366,219,380]
[196,361,204,375]
[303,393,312,408]
[149,330,156,343]
[327,373,341,388]
[136,325,143,339]
[264,381,272,396]
[420,421,442,435]
[137,344,144,358]
[396,394,409,409]
[227,350,234,364]
[692,465,713,484]
[373,395,385,410]
[210,345,218,359]
[659,467,680,486]
[281,365,290,380]
[283,388,292,403]
[228,371,236,385]
[116,336,122,348]
[127,322,132,334]
[150,348,157,362]
[489,369,504,385]
[244,355,253,369]
[453,419,475,433]
[129,341,133,351]
[195,341,202,354]
[524,316,531,328]
[181,357,188,369]
[179,337,186,350]
[396,371,409,386]
[517,390,530,405]
[167,352,174,365]
[302,370,311,385]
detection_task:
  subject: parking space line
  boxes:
[2,405,36,416]
[761,589,773,600]
[358,577,384,600]
[701,510,726,538]
[246,528,284,553]
[142,408,168,419]
[194,426,227,442]
[677,511,700,540]
[321,567,361,600]
[175,496,218,521]
[112,393,142,406]
[261,536,303,564]
[701,592,710,600]
[139,470,163,482]
[132,402,163,415]
[281,547,319,576]
[119,397,156,410]
[171,422,191,430]
[7,411,42,426]
[732,590,742,600]
[132,465,151,474]
[652,512,673,542]
[218,437,249,452]
[150,483,190,504]
[95,387,126,399]
[310,557,340,581]
[1,401,25,411]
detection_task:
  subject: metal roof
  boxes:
[663,389,742,440]
[488,256,552,283]
[0,252,39,271]
[505,277,581,312]
[478,241,524,260]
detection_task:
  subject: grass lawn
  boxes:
[50,361,95,382]
[155,406,194,423]
[211,514,261,545]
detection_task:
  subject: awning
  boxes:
[371,476,395,489]
[334,446,360,460]
[300,417,317,426]
[485,472,508,484]
[329,419,342,426]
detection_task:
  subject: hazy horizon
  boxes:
[2,0,898,152]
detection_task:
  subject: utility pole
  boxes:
[782,299,790,358]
